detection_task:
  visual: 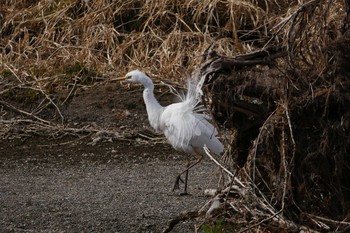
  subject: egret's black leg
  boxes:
[180,160,190,195]
[172,154,203,195]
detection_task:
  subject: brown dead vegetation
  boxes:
[199,0,350,232]
[1,0,350,232]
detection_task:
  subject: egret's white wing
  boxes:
[160,101,199,153]
[160,102,223,155]
[190,114,224,155]
[160,76,223,155]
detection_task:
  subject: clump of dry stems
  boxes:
[197,0,350,232]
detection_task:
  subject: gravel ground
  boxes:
[0,138,220,232]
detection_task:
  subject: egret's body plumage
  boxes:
[118,70,224,194]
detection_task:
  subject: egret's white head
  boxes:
[124,70,144,82]
[116,70,153,87]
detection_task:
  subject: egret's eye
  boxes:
[126,75,131,79]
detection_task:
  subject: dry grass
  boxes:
[0,0,275,83]
[0,0,275,127]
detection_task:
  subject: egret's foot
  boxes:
[179,192,191,196]
[172,175,184,191]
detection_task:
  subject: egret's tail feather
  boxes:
[184,75,204,110]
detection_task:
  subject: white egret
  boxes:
[116,70,224,195]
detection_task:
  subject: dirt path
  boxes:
[0,137,220,232]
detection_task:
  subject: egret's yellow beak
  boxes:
[111,76,128,82]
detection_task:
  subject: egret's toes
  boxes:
[179,192,191,196]
[172,175,184,191]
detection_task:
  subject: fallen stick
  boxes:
[203,145,246,188]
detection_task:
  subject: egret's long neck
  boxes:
[142,82,163,131]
